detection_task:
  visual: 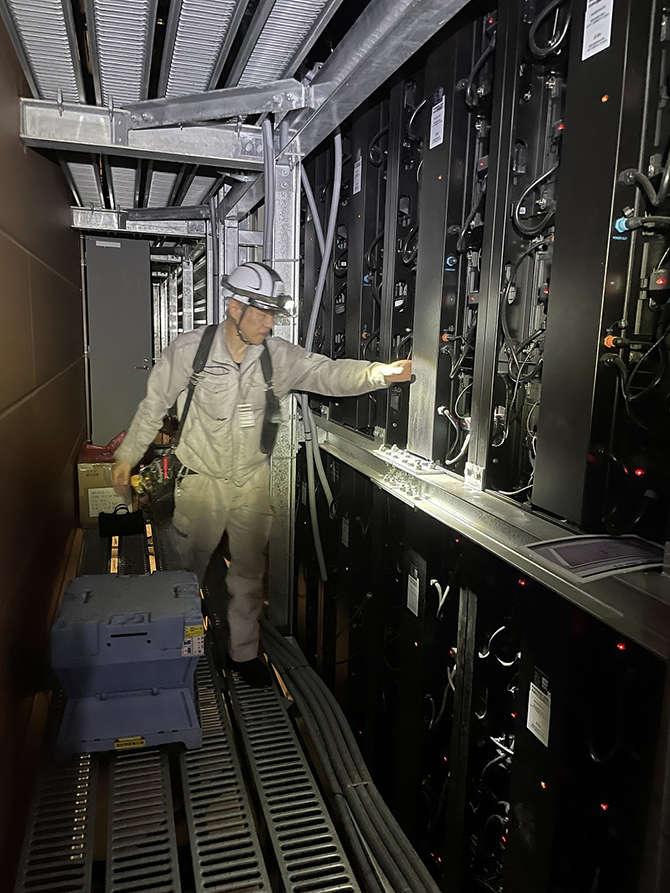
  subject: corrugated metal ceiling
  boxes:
[1,0,343,213]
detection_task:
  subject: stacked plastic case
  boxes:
[51,571,203,755]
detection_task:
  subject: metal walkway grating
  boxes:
[227,675,360,893]
[181,659,271,893]
[106,749,182,893]
[14,754,97,893]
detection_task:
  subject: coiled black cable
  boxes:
[457,183,487,253]
[513,162,559,236]
[465,34,496,110]
[529,0,572,58]
[369,124,389,167]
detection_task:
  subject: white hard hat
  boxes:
[221,262,295,315]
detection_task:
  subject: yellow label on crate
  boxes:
[184,625,205,637]
[114,736,146,750]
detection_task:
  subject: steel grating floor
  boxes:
[14,525,361,893]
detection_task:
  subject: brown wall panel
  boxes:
[0,230,33,407]
[0,27,79,285]
[30,259,83,386]
[0,16,83,882]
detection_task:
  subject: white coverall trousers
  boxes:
[171,463,273,662]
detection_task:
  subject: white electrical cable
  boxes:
[299,133,344,581]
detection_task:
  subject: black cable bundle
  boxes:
[260,620,442,893]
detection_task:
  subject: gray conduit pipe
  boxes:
[299,166,335,512]
[301,133,342,583]
[264,639,412,892]
[262,623,439,892]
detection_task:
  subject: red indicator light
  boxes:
[617,642,627,652]
[600,803,609,811]
[488,17,494,23]
[601,94,609,103]
[657,277,667,286]
[502,835,507,843]
[443,756,448,762]
[455,538,460,543]
[540,781,547,790]
[511,712,518,719]
[519,578,526,587]
[634,468,645,477]
[438,174,443,180]
[558,123,565,131]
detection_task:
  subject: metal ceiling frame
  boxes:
[224,0,277,87]
[71,206,208,236]
[15,0,472,221]
[279,0,344,79]
[0,0,85,100]
[157,0,250,98]
[21,99,265,168]
[124,78,320,129]
[84,0,158,105]
[219,0,472,219]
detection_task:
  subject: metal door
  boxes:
[85,237,152,445]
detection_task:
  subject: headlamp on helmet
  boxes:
[221,262,295,316]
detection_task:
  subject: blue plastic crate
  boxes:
[51,571,204,755]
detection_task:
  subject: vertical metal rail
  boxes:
[152,282,162,360]
[206,219,215,324]
[227,673,360,892]
[80,234,92,442]
[160,279,169,351]
[13,755,98,893]
[168,268,179,343]
[181,659,272,893]
[466,0,525,491]
[267,159,301,633]
[106,749,181,893]
[182,258,194,332]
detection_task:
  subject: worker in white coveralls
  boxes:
[112,262,412,687]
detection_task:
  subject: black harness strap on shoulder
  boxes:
[260,342,281,456]
[174,324,217,448]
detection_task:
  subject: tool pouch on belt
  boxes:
[138,325,218,519]
[260,343,281,456]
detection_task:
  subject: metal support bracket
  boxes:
[123,79,325,130]
[22,99,265,169]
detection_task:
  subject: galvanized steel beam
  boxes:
[125,79,318,129]
[267,161,301,632]
[71,207,207,237]
[281,0,470,162]
[21,99,265,169]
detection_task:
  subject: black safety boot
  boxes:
[228,657,272,688]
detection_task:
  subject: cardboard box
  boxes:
[78,462,132,527]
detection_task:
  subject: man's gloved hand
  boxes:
[381,359,413,383]
[112,461,132,496]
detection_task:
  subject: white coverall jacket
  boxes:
[115,323,390,661]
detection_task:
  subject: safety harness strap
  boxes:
[174,324,218,448]
[260,342,281,456]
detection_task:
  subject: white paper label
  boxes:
[95,239,121,248]
[342,515,349,548]
[353,156,363,195]
[407,569,420,616]
[429,96,446,150]
[582,0,614,61]
[527,681,551,747]
[237,403,255,427]
[88,487,131,518]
